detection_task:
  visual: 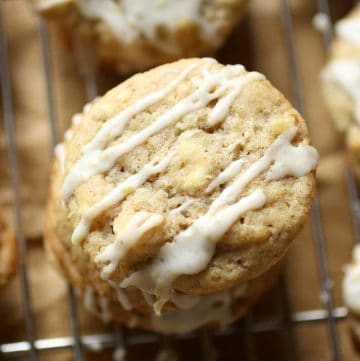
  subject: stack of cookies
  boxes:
[45,57,318,333]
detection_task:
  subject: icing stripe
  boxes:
[206,159,245,193]
[71,152,173,244]
[120,126,318,313]
[95,211,164,278]
[55,143,65,174]
[61,62,198,201]
[83,63,198,154]
[321,58,360,123]
[336,17,360,45]
[121,189,266,314]
[74,0,219,52]
[62,62,263,201]
[209,126,317,214]
[151,285,233,334]
[169,199,194,216]
[206,72,264,127]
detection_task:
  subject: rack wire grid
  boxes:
[0,0,358,360]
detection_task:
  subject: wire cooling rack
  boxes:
[0,0,358,360]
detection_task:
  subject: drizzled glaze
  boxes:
[336,16,360,45]
[343,245,360,314]
[108,280,133,311]
[82,282,249,333]
[62,61,264,201]
[321,10,360,124]
[62,62,197,201]
[71,154,172,244]
[169,199,194,216]
[83,287,112,323]
[151,283,247,334]
[74,0,219,53]
[121,126,318,314]
[95,211,164,277]
[321,59,360,123]
[122,189,266,314]
[206,159,244,193]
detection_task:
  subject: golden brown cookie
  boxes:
[46,58,318,316]
[0,207,16,287]
[30,0,247,74]
[320,5,360,178]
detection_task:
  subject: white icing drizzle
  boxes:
[206,159,245,193]
[99,297,112,323]
[54,143,66,174]
[74,0,220,53]
[62,62,263,202]
[114,288,132,311]
[64,129,74,141]
[335,16,360,45]
[265,133,319,180]
[72,113,82,126]
[71,153,172,244]
[62,63,197,201]
[83,287,112,322]
[150,287,234,334]
[121,126,318,313]
[226,140,242,152]
[83,101,93,113]
[84,66,197,155]
[343,245,360,314]
[121,189,266,314]
[95,211,164,277]
[206,71,264,127]
[108,280,133,311]
[321,58,360,123]
[170,292,201,310]
[169,199,194,216]
[142,290,157,307]
[209,126,318,214]
[312,13,331,34]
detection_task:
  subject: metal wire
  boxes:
[0,0,354,359]
[280,1,341,360]
[0,3,37,360]
[38,20,84,361]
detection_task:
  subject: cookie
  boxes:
[320,5,360,178]
[0,207,16,287]
[46,58,318,316]
[30,0,247,74]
